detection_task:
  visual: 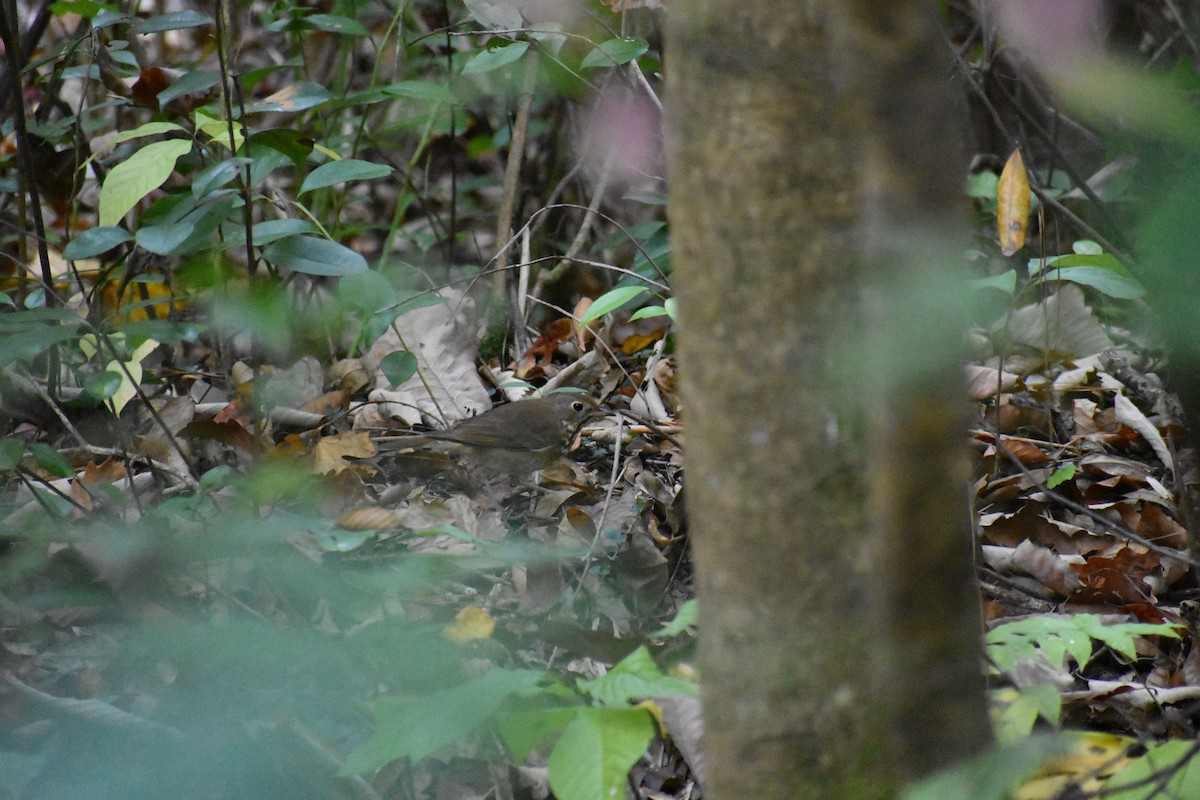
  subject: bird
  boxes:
[375,393,597,475]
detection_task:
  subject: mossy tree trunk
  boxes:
[665,3,991,798]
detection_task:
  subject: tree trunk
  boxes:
[665,3,991,797]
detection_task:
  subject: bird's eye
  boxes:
[571,401,586,413]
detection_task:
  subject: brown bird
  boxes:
[377,393,597,474]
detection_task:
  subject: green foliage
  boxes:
[901,735,1061,800]
[987,614,1181,675]
[1103,741,1200,799]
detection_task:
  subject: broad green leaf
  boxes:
[0,323,84,367]
[135,219,195,255]
[194,110,244,151]
[299,159,393,194]
[30,443,75,478]
[133,10,212,33]
[901,735,1061,800]
[84,369,123,401]
[98,138,193,226]
[627,305,668,322]
[969,270,1017,294]
[248,218,319,246]
[380,351,417,386]
[581,37,649,69]
[0,439,25,470]
[496,706,579,761]
[246,129,314,170]
[1044,463,1076,489]
[191,158,248,199]
[62,226,132,259]
[578,646,698,706]
[380,80,458,104]
[1103,740,1200,800]
[157,69,220,107]
[580,286,648,325]
[1043,266,1145,299]
[306,13,368,35]
[652,599,696,638]
[49,1,117,18]
[462,40,529,75]
[107,121,184,146]
[342,668,544,773]
[547,708,655,800]
[993,685,1061,744]
[243,81,331,114]
[263,236,368,276]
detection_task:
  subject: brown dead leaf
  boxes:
[312,431,375,475]
[1012,539,1082,597]
[1070,546,1164,605]
[80,459,126,485]
[337,506,404,531]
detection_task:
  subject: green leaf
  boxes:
[191,158,248,199]
[84,369,123,401]
[50,2,118,19]
[547,708,655,800]
[299,159,393,194]
[62,226,132,259]
[342,668,545,773]
[380,351,417,386]
[1103,740,1200,799]
[993,685,1061,744]
[578,646,698,706]
[627,305,668,322]
[133,10,212,33]
[107,121,185,146]
[248,218,319,246]
[98,139,193,227]
[580,286,648,325]
[496,706,579,761]
[380,80,458,105]
[1042,266,1145,299]
[581,37,649,69]
[263,236,368,276]
[246,129,314,169]
[0,439,25,470]
[987,614,1182,674]
[243,81,331,114]
[135,219,196,256]
[901,735,1062,800]
[30,443,75,478]
[652,599,697,638]
[156,69,220,108]
[305,13,368,36]
[969,270,1017,294]
[1045,463,1076,489]
[462,40,529,75]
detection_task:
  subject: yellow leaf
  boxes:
[997,147,1031,256]
[311,431,375,475]
[442,606,496,644]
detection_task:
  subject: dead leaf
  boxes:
[998,148,1031,256]
[442,606,496,643]
[312,431,375,475]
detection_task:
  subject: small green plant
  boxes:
[343,636,698,800]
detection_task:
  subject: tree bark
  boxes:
[665,3,991,797]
